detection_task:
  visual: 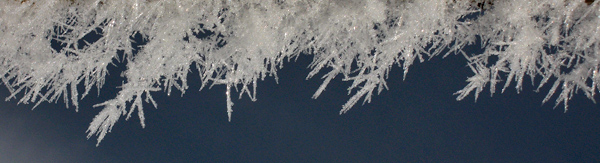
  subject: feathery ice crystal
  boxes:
[1,0,599,145]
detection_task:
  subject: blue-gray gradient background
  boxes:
[1,37,600,162]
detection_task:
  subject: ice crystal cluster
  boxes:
[1,0,599,145]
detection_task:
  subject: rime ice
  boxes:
[1,0,599,146]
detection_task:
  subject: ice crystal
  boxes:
[1,0,599,146]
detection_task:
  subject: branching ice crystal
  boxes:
[1,0,599,146]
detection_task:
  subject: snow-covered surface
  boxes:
[1,0,599,145]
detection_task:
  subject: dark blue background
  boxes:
[1,47,600,162]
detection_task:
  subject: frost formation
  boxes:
[1,0,599,146]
